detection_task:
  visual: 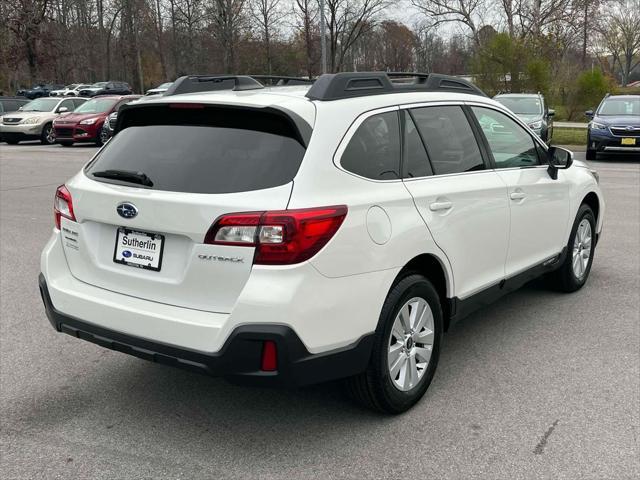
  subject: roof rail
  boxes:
[305,72,487,101]
[164,75,264,96]
[251,75,315,86]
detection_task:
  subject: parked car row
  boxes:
[16,81,133,98]
[0,94,140,145]
[15,81,173,99]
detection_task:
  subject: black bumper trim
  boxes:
[38,274,373,387]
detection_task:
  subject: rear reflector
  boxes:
[204,205,347,265]
[261,341,278,371]
[54,185,76,229]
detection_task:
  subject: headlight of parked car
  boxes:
[589,121,607,130]
[79,118,97,125]
[21,117,42,125]
[528,120,543,129]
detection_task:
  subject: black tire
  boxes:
[586,148,596,160]
[40,123,55,145]
[59,141,73,147]
[547,204,596,292]
[5,140,19,145]
[95,123,105,146]
[346,274,443,414]
[98,124,110,145]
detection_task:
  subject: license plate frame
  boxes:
[113,227,165,272]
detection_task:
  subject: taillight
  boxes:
[204,205,347,265]
[54,185,76,229]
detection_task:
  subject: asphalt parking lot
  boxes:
[1,143,638,479]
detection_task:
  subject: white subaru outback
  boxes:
[39,73,604,413]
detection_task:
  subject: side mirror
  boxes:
[57,106,68,113]
[585,110,594,118]
[547,146,573,179]
[548,109,555,117]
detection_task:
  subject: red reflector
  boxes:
[261,341,277,371]
[169,103,205,109]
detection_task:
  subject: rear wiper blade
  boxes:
[92,169,153,187]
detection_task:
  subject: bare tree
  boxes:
[293,0,318,78]
[208,0,247,72]
[597,0,640,85]
[324,0,388,72]
[250,0,285,74]
[411,0,484,45]
[4,0,51,82]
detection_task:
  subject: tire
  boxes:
[98,125,110,146]
[547,204,596,292]
[59,141,73,147]
[346,274,443,413]
[586,148,596,160]
[40,123,55,145]
[5,140,19,145]
[94,123,106,146]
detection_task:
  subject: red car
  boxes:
[53,95,140,146]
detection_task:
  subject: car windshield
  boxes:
[65,84,78,89]
[157,83,172,89]
[91,82,108,88]
[495,96,543,115]
[22,98,59,112]
[73,98,116,114]
[598,98,640,116]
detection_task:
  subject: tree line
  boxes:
[1,0,638,100]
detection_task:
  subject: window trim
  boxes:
[333,105,403,183]
[399,102,492,180]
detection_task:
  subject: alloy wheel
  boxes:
[572,219,592,279]
[45,125,55,144]
[387,297,434,391]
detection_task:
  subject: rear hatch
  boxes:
[60,103,309,313]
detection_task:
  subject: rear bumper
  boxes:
[39,273,374,386]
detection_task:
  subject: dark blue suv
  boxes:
[586,95,640,160]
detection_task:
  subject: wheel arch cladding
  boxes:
[582,192,599,224]
[396,254,451,330]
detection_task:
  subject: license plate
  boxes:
[113,227,164,271]
[621,138,636,145]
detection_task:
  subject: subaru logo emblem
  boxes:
[627,126,634,131]
[117,202,138,219]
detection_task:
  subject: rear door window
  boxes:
[86,105,306,194]
[340,111,401,180]
[410,106,484,175]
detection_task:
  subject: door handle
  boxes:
[429,201,453,211]
[510,191,526,200]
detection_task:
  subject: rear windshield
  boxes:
[86,106,306,194]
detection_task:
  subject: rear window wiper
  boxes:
[91,169,154,187]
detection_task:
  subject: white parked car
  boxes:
[39,73,604,413]
[145,82,173,96]
[0,96,86,144]
[50,84,93,97]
